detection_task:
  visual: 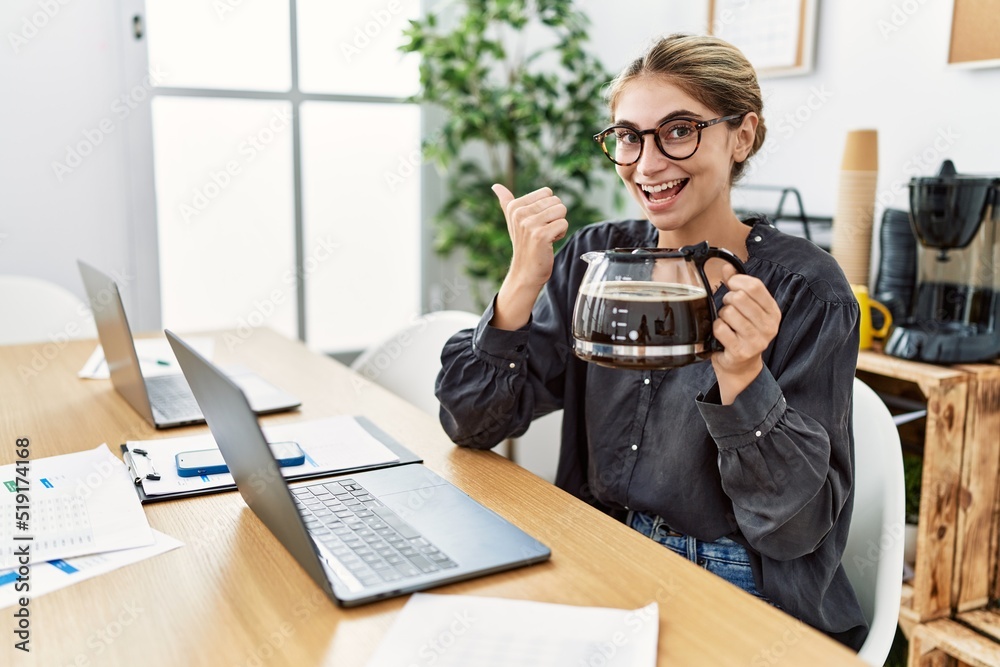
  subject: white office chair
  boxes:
[0,274,97,345]
[511,410,562,483]
[843,377,906,666]
[351,310,482,419]
[351,310,565,480]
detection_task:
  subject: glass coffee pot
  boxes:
[572,241,747,369]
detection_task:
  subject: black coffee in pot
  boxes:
[572,281,713,368]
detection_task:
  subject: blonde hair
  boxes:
[607,34,766,183]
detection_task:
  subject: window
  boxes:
[146,0,421,352]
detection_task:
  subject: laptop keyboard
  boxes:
[292,478,457,588]
[145,376,201,419]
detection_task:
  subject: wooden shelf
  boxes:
[900,583,918,638]
[857,350,970,623]
[858,351,1000,664]
[907,612,1000,667]
[953,362,1000,614]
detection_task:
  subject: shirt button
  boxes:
[755,430,762,437]
[754,235,762,242]
[509,362,516,369]
[631,444,638,451]
[643,378,650,385]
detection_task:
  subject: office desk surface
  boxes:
[0,329,865,666]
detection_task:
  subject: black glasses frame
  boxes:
[593,113,746,166]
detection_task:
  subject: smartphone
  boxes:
[175,441,306,477]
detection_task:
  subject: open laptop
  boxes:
[165,329,551,606]
[78,260,300,428]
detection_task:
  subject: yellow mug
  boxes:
[851,285,892,350]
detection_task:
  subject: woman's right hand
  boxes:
[492,184,569,289]
[490,184,569,331]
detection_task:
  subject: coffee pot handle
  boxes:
[681,242,748,353]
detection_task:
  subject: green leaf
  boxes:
[402,0,615,306]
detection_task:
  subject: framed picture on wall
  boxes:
[708,0,819,77]
[948,0,1000,69]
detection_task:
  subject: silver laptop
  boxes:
[165,329,551,606]
[78,261,301,428]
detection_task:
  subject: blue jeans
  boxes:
[627,510,770,602]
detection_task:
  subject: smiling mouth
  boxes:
[641,178,689,202]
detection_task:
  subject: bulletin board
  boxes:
[708,0,819,77]
[948,0,1000,68]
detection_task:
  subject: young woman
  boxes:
[435,33,868,650]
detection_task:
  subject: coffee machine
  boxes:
[885,161,1000,364]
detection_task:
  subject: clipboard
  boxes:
[120,416,423,504]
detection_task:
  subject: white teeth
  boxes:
[641,178,686,193]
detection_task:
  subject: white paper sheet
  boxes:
[366,594,659,667]
[78,336,215,379]
[0,529,182,609]
[713,0,803,70]
[125,415,400,497]
[0,444,154,568]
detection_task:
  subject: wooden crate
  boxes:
[952,362,1000,613]
[861,352,1000,664]
[857,350,970,623]
[907,609,1000,667]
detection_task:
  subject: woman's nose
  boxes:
[636,135,669,174]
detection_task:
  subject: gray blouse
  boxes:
[435,217,868,650]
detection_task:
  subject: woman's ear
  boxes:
[732,112,759,163]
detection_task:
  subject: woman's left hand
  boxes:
[711,263,781,404]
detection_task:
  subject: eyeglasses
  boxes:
[593,113,745,166]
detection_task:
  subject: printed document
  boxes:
[366,594,659,667]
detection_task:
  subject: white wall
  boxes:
[5,1,999,336]
[0,0,158,331]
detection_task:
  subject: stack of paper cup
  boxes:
[831,129,879,286]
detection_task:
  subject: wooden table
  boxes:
[0,329,864,666]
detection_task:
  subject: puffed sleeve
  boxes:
[696,277,860,561]
[434,236,583,450]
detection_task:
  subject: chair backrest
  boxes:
[350,310,481,418]
[843,377,906,666]
[0,274,97,345]
[512,410,562,483]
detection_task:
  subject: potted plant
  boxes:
[400,0,617,304]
